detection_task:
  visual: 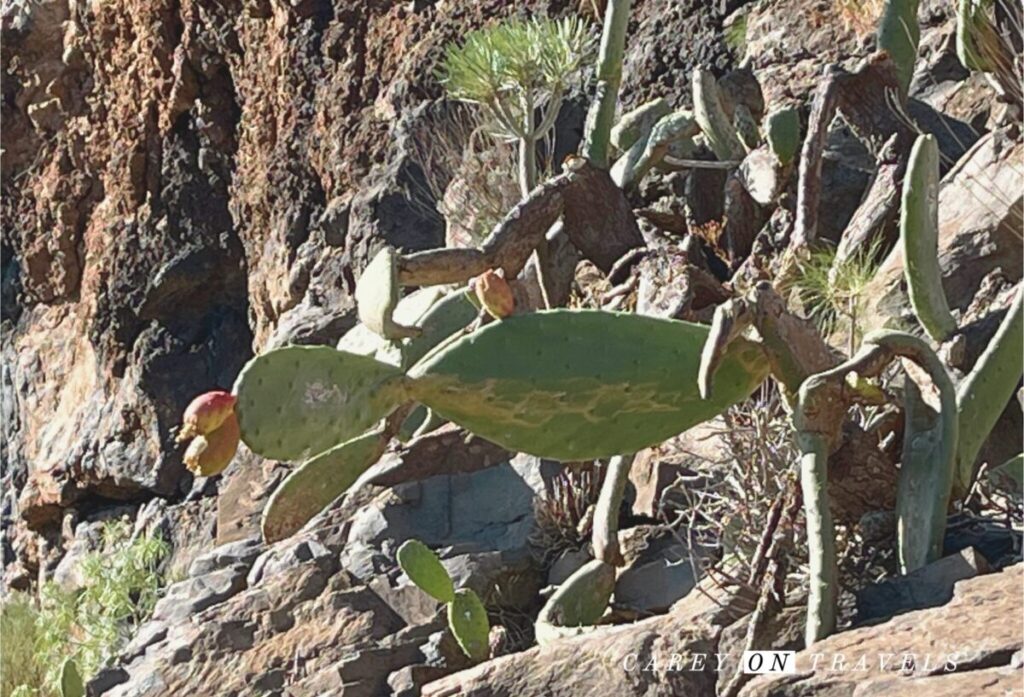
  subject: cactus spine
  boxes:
[396,540,490,661]
[901,134,956,342]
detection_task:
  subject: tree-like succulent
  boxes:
[396,540,490,662]
[439,16,594,196]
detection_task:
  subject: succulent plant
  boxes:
[692,69,746,161]
[582,0,633,168]
[609,98,671,153]
[356,247,422,341]
[535,558,616,645]
[261,427,394,543]
[955,0,1005,72]
[900,134,956,342]
[954,288,1024,497]
[763,107,801,166]
[396,539,489,662]
[234,310,769,465]
[60,658,84,697]
[876,0,921,98]
[177,390,240,477]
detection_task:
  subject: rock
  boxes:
[739,564,1024,696]
[854,547,990,624]
[422,583,728,697]
[547,548,591,587]
[614,526,711,614]
[150,564,249,624]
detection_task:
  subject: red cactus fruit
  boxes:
[472,269,515,320]
[183,412,240,477]
[178,390,237,443]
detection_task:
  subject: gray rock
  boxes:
[151,564,248,624]
[187,536,261,578]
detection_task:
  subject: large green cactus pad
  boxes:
[233,346,407,461]
[408,310,768,460]
[397,539,455,603]
[261,429,390,543]
[448,588,490,662]
[535,559,616,645]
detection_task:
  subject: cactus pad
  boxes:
[60,658,84,697]
[535,559,615,645]
[233,346,408,461]
[448,588,490,661]
[356,247,421,340]
[397,539,455,603]
[261,429,390,543]
[764,108,801,166]
[407,310,768,460]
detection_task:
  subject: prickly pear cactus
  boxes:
[764,108,801,166]
[610,98,672,153]
[448,589,491,662]
[261,429,392,543]
[876,0,920,98]
[535,559,616,645]
[397,539,455,603]
[233,346,408,461]
[692,69,746,160]
[407,310,769,460]
[356,247,421,340]
[901,134,956,342]
[60,658,84,697]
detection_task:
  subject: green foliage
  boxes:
[791,237,883,352]
[59,660,83,697]
[1,593,50,696]
[261,429,392,544]
[447,590,490,662]
[33,521,168,692]
[764,108,801,166]
[724,12,749,59]
[396,540,455,603]
[439,17,593,141]
[408,310,769,460]
[233,345,408,462]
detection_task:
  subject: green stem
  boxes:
[954,288,1024,497]
[582,0,631,168]
[592,454,634,565]
[797,431,837,645]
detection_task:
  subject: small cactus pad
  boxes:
[261,429,390,543]
[877,0,921,97]
[398,288,478,369]
[764,108,800,166]
[448,588,490,662]
[535,559,616,645]
[610,98,671,152]
[233,346,408,461]
[396,539,455,603]
[407,310,768,460]
[356,247,421,340]
[60,658,84,697]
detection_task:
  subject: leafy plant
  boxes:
[34,521,168,691]
[396,540,490,662]
[790,236,883,354]
[439,16,594,196]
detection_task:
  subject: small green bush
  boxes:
[3,520,169,695]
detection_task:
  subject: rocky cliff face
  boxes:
[2,0,1021,695]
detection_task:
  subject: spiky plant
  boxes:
[791,237,883,355]
[529,464,600,568]
[439,16,594,196]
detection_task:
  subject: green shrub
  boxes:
[8,521,170,694]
